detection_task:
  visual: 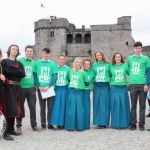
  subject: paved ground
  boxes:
[1,92,150,150]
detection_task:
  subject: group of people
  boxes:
[0,41,150,141]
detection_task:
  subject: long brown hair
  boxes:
[94,50,108,63]
[112,52,125,65]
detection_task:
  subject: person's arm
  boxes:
[146,67,150,86]
[47,73,57,87]
[33,72,40,87]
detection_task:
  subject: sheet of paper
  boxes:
[40,87,55,99]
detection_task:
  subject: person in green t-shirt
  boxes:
[16,45,41,133]
[83,58,95,129]
[92,50,110,128]
[51,53,70,129]
[34,48,57,130]
[127,41,150,131]
[110,52,130,129]
[64,57,89,131]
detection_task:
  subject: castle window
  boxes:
[76,34,82,43]
[67,34,73,43]
[126,41,128,46]
[85,33,91,43]
[50,31,54,37]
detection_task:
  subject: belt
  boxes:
[8,80,20,85]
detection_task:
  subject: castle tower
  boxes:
[33,17,69,61]
[90,16,135,61]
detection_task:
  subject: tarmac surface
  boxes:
[1,92,150,150]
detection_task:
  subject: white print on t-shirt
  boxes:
[96,67,106,81]
[70,75,79,88]
[56,71,66,85]
[25,66,32,78]
[132,62,140,74]
[39,67,50,82]
[115,69,124,82]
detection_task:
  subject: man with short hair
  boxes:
[34,48,57,129]
[2,44,25,140]
[16,45,41,133]
[128,41,150,131]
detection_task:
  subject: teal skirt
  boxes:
[83,90,91,129]
[51,85,68,126]
[93,82,110,126]
[64,89,85,131]
[110,85,130,128]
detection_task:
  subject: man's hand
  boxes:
[39,86,44,92]
[144,85,149,92]
[43,86,50,92]
[0,74,5,81]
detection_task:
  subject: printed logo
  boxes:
[39,67,50,82]
[70,75,79,88]
[56,71,66,85]
[0,111,7,138]
[25,66,32,78]
[132,62,140,74]
[96,67,106,81]
[115,69,124,82]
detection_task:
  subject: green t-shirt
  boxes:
[92,62,110,82]
[68,70,88,90]
[127,55,150,84]
[55,65,70,86]
[84,69,95,90]
[17,57,35,88]
[110,63,129,85]
[34,60,58,87]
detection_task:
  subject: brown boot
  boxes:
[32,126,41,132]
[16,127,22,134]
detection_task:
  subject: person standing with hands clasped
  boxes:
[34,48,57,130]
[128,41,150,131]
[110,52,130,129]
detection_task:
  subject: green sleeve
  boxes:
[33,63,37,73]
[146,58,150,68]
[52,63,58,74]
[125,63,129,75]
[83,71,88,82]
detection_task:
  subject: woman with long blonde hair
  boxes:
[65,57,88,131]
[92,50,110,128]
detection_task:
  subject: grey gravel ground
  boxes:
[1,92,150,150]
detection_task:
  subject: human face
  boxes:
[58,56,65,66]
[83,61,91,70]
[42,51,50,61]
[115,54,121,64]
[25,48,33,59]
[134,46,142,56]
[10,46,18,57]
[75,59,82,70]
[96,52,103,62]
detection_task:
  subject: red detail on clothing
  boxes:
[12,64,19,68]
[16,93,22,118]
[4,77,9,85]
[3,91,7,116]
[0,104,2,111]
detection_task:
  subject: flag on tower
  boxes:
[41,3,46,9]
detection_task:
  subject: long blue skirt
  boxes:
[93,82,110,126]
[110,85,130,128]
[51,85,68,126]
[64,89,85,131]
[83,90,91,129]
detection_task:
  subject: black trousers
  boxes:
[4,117,15,135]
[16,87,37,128]
[37,90,54,127]
[129,84,147,125]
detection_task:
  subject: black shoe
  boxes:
[146,113,150,117]
[48,125,55,130]
[130,124,136,131]
[147,129,150,131]
[139,124,145,131]
[8,131,21,136]
[3,134,14,141]
[41,126,46,130]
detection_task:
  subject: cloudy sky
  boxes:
[0,0,150,57]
